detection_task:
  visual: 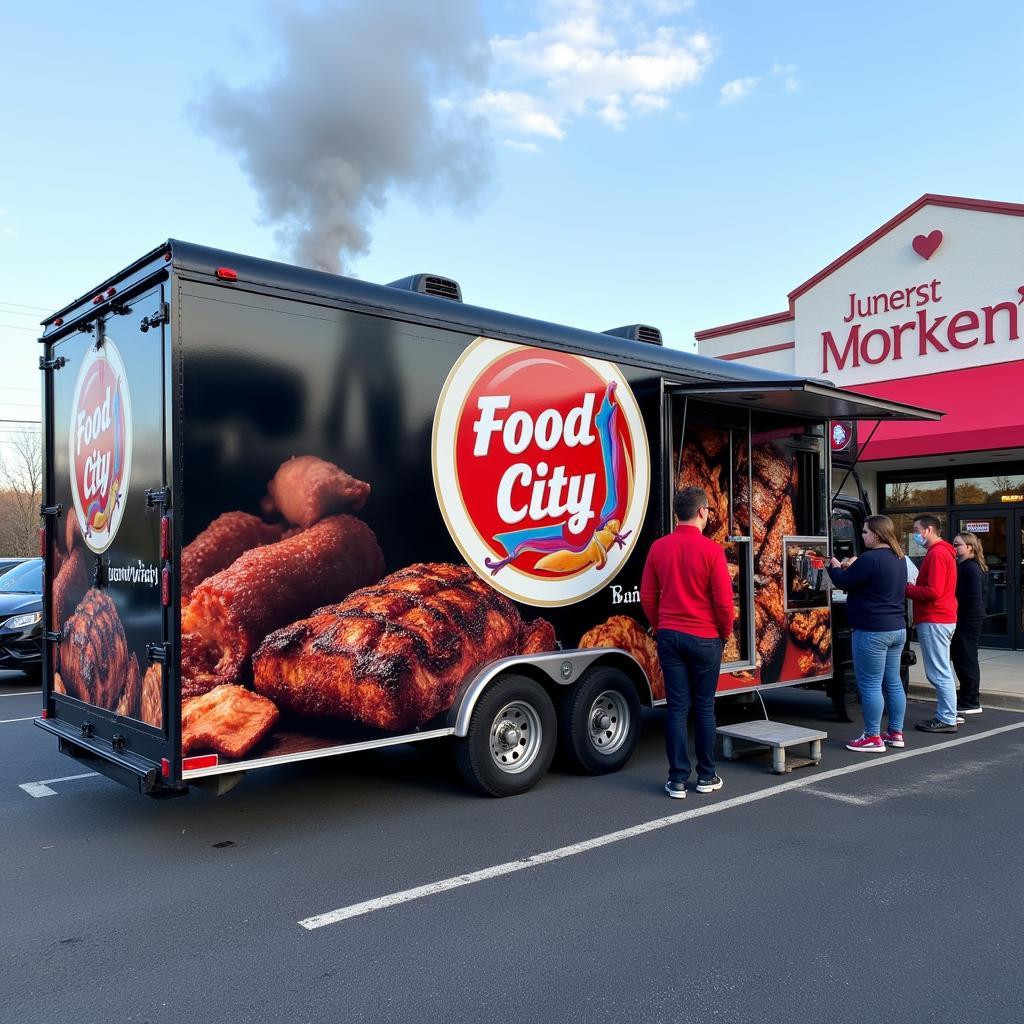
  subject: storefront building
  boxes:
[696,194,1024,648]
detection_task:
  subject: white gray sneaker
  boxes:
[664,781,687,799]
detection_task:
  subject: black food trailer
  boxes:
[35,241,940,797]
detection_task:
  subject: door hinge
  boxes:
[140,303,169,333]
[109,299,133,316]
[145,487,170,507]
[39,355,67,372]
[44,630,62,643]
[41,503,63,518]
[147,642,170,665]
[77,320,95,334]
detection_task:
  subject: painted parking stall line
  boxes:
[1,716,36,724]
[19,772,99,798]
[299,721,1024,931]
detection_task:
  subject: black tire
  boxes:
[557,667,642,774]
[455,675,556,797]
[828,661,859,722]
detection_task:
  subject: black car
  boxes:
[0,557,43,683]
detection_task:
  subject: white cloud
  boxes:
[503,140,542,153]
[479,1,714,140]
[772,62,801,91]
[719,76,760,105]
[473,89,566,139]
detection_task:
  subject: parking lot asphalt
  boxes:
[3,669,1023,1024]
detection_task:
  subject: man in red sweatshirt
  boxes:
[641,487,734,798]
[907,514,959,733]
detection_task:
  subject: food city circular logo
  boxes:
[433,338,650,607]
[68,338,133,554]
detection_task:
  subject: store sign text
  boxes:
[822,278,1023,373]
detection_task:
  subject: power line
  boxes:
[0,323,40,332]
[0,300,50,312]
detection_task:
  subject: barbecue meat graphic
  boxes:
[52,545,88,628]
[252,563,523,731]
[578,615,664,700]
[181,684,280,758]
[140,664,163,728]
[181,511,284,599]
[61,589,131,710]
[520,617,557,655]
[264,455,370,528]
[181,514,384,697]
[114,654,142,719]
[789,608,831,653]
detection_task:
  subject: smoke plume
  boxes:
[194,0,492,273]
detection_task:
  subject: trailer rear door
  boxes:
[41,283,172,791]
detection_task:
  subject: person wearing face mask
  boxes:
[641,487,734,799]
[906,514,959,733]
[951,532,987,717]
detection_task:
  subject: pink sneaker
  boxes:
[846,733,886,753]
[881,730,905,748]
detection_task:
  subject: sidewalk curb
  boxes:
[907,683,1024,714]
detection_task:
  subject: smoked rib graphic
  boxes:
[252,563,533,731]
[181,514,384,697]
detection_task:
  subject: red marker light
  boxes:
[41,708,48,719]
[161,758,171,778]
[106,287,116,298]
[53,317,64,327]
[163,252,172,262]
[161,567,171,606]
[92,294,104,305]
[215,267,238,281]
[182,754,219,772]
[160,515,171,560]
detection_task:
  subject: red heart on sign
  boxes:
[912,230,943,260]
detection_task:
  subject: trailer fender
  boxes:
[450,649,653,737]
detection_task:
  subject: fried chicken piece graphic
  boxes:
[264,455,370,528]
[252,563,524,732]
[52,545,88,629]
[181,684,280,759]
[181,511,284,599]
[181,515,384,697]
[578,615,665,701]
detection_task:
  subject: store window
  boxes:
[953,475,1024,505]
[884,479,947,508]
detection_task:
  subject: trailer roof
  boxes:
[42,239,939,423]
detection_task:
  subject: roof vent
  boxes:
[602,324,663,346]
[387,274,462,302]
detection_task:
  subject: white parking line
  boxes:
[299,721,1024,931]
[19,773,99,798]
[0,716,36,724]
[0,690,39,698]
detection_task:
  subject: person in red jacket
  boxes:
[907,514,959,733]
[641,486,734,798]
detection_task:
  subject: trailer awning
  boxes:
[668,379,942,422]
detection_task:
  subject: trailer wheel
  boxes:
[558,667,641,774]
[828,661,860,723]
[455,675,556,797]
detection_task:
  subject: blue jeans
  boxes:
[657,630,723,782]
[917,622,958,725]
[851,628,906,736]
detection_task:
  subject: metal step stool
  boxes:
[716,720,827,774]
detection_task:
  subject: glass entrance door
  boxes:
[954,512,1021,649]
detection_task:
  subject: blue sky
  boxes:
[2,0,1023,450]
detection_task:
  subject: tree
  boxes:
[0,428,43,556]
